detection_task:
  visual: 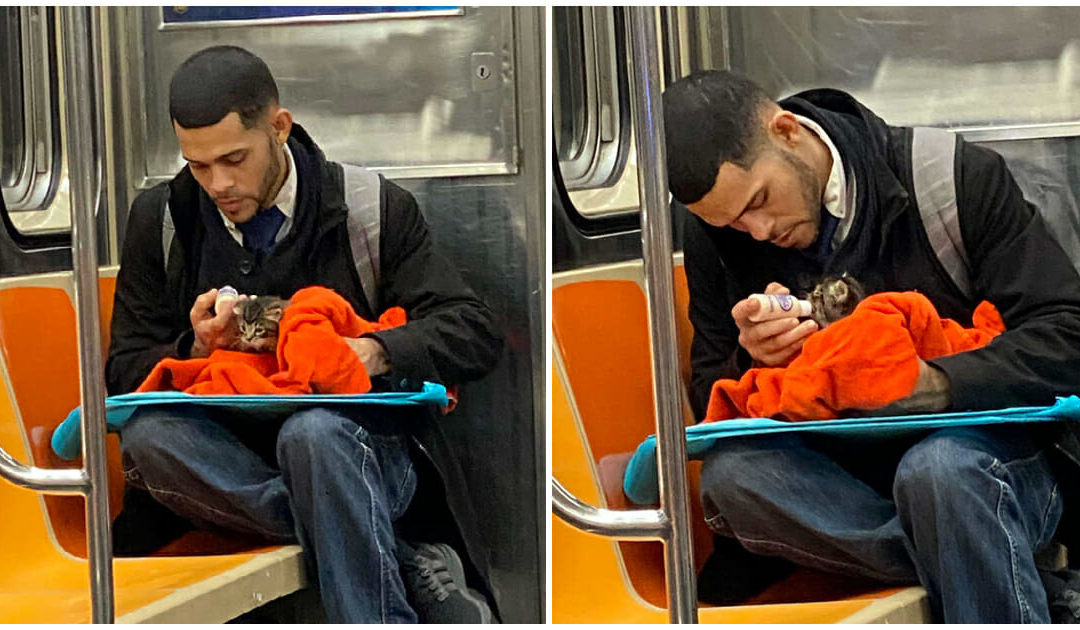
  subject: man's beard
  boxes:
[777,147,823,242]
[257,135,283,211]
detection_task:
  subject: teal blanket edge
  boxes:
[51,382,449,461]
[622,395,1080,506]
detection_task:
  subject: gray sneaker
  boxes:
[399,541,494,624]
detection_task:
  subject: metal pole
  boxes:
[626,6,698,623]
[59,6,114,624]
[661,7,684,86]
[552,479,668,539]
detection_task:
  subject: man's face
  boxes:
[174,111,283,224]
[687,139,823,251]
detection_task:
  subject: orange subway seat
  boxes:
[0,275,299,622]
[552,264,915,621]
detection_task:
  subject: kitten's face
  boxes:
[807,274,866,329]
[232,296,288,352]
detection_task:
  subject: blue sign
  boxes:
[163,6,460,24]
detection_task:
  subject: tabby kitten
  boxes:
[231,295,289,353]
[806,273,867,329]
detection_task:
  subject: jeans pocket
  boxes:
[121,452,146,489]
[997,450,1064,550]
[369,434,416,521]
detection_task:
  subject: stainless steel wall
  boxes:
[718,6,1080,129]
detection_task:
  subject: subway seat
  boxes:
[0,270,304,623]
[552,260,929,623]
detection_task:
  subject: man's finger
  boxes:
[743,317,801,345]
[759,341,803,366]
[190,289,218,321]
[764,282,790,295]
[760,319,818,354]
[731,298,761,323]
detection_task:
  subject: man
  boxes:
[663,69,1080,622]
[106,46,504,623]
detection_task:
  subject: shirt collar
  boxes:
[272,142,296,219]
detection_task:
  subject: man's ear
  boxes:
[767,109,803,149]
[269,106,293,145]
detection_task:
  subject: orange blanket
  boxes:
[138,286,406,395]
[704,292,1005,422]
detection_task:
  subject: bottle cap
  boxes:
[215,285,239,313]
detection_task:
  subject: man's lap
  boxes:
[119,404,416,534]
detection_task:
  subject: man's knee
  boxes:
[700,434,804,515]
[121,408,200,461]
[120,408,216,485]
[893,432,994,507]
[276,408,356,464]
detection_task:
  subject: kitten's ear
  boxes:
[233,303,244,316]
[265,305,285,319]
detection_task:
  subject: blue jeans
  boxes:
[120,405,418,623]
[700,426,1064,623]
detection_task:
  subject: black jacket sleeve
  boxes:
[684,214,753,420]
[930,142,1080,409]
[105,188,192,395]
[367,181,504,386]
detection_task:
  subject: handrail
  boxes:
[552,479,668,539]
[0,450,88,493]
[551,6,698,623]
[62,6,115,623]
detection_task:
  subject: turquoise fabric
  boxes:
[51,381,449,460]
[622,395,1080,506]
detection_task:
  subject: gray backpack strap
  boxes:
[340,163,382,313]
[162,199,177,272]
[911,126,974,300]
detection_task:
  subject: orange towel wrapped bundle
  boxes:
[137,286,406,395]
[704,292,1006,422]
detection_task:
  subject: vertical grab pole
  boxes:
[59,6,115,623]
[626,6,698,623]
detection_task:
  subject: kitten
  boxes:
[806,273,867,329]
[231,295,289,353]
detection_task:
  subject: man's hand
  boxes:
[732,282,819,366]
[867,359,952,416]
[189,288,239,358]
[345,336,391,377]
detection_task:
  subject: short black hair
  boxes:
[169,45,279,129]
[663,70,773,204]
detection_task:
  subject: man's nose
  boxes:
[208,167,234,195]
[738,214,773,242]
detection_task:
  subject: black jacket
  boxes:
[684,89,1080,421]
[106,124,505,601]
